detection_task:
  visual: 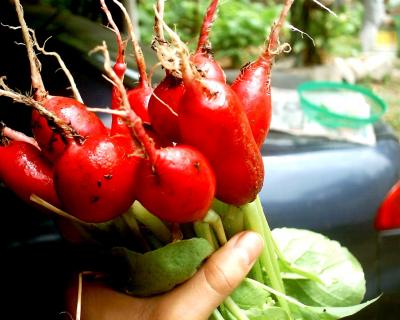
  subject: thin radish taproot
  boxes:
[102,0,165,151]
[100,0,130,137]
[0,122,39,148]
[112,0,153,124]
[231,0,294,147]
[191,0,225,83]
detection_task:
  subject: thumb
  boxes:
[158,231,264,320]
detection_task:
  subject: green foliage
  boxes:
[137,0,282,68]
[291,1,363,65]
[217,227,378,319]
[109,238,213,296]
[210,0,282,68]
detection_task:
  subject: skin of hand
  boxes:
[65,230,264,320]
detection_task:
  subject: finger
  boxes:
[155,231,264,320]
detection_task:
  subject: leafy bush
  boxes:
[290,0,363,66]
[138,0,282,68]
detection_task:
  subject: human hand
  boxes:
[66,231,264,320]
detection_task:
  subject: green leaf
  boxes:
[109,238,213,296]
[272,228,366,307]
[290,296,380,320]
[245,306,291,320]
[245,278,379,320]
[230,279,272,310]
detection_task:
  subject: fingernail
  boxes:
[234,232,264,266]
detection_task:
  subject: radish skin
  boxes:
[231,0,294,147]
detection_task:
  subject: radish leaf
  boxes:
[272,228,366,307]
[109,237,213,296]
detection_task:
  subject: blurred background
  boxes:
[19,0,400,136]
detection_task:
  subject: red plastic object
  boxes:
[375,181,400,230]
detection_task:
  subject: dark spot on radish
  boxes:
[240,62,251,73]
[104,174,113,180]
[97,180,102,187]
[193,161,200,171]
[91,196,100,203]
[49,133,58,145]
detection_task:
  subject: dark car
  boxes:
[1,1,400,319]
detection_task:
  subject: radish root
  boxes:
[262,0,294,60]
[90,42,157,163]
[196,0,219,53]
[0,77,83,143]
[0,123,40,148]
[152,5,197,80]
[30,32,83,103]
[30,194,89,225]
[1,22,82,102]
[112,0,149,84]
[13,0,47,101]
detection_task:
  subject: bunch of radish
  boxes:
[1,0,292,225]
[0,0,317,318]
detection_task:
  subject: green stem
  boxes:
[210,308,225,320]
[223,296,249,320]
[254,198,285,287]
[203,210,228,245]
[272,239,324,284]
[212,198,231,216]
[248,259,264,283]
[194,221,219,250]
[131,202,171,243]
[120,210,151,252]
[242,200,292,319]
[244,278,306,308]
[222,205,245,239]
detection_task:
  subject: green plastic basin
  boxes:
[297,81,387,129]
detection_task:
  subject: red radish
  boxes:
[179,77,264,205]
[137,145,216,223]
[94,42,216,223]
[231,0,294,147]
[31,96,108,162]
[157,14,264,205]
[0,139,61,207]
[148,73,184,142]
[148,0,224,143]
[0,81,140,223]
[156,17,264,205]
[53,135,139,222]
[13,0,107,161]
